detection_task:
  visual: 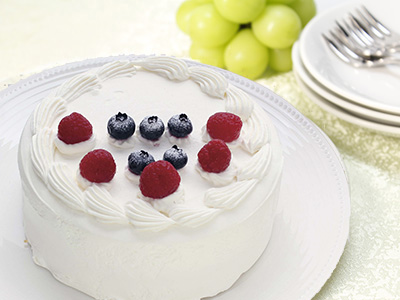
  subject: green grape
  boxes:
[224,29,269,80]
[289,0,316,28]
[268,0,295,4]
[269,47,293,72]
[214,0,265,23]
[190,42,226,68]
[251,4,301,49]
[176,0,212,34]
[189,3,239,47]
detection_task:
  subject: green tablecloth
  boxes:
[261,73,400,299]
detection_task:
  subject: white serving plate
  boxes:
[292,43,400,127]
[299,0,400,115]
[294,67,400,137]
[0,56,350,300]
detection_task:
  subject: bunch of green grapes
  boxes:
[176,0,316,79]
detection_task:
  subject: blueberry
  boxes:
[163,145,188,170]
[139,116,165,141]
[168,113,193,138]
[107,112,135,140]
[128,150,155,175]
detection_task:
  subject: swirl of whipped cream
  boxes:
[75,170,112,191]
[189,66,228,99]
[135,56,190,81]
[84,185,128,224]
[225,85,254,121]
[196,163,237,187]
[54,134,96,156]
[55,73,100,103]
[169,205,221,228]
[136,131,163,147]
[237,144,272,181]
[33,97,67,134]
[204,179,258,210]
[200,125,242,149]
[31,128,56,183]
[97,61,136,80]
[108,135,135,149]
[124,167,140,184]
[125,199,176,232]
[165,131,192,147]
[47,163,85,212]
[200,125,209,143]
[139,187,185,215]
[241,107,270,154]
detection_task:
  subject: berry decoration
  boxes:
[198,139,231,173]
[107,112,135,140]
[206,112,242,143]
[58,112,93,144]
[167,113,193,138]
[163,145,188,170]
[140,161,181,199]
[139,116,165,141]
[79,149,116,183]
[128,150,155,175]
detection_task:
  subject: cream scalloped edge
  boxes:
[30,56,273,231]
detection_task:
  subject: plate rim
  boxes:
[0,55,351,300]
[292,43,400,126]
[293,64,400,137]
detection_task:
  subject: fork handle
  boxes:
[381,55,400,65]
[390,43,400,52]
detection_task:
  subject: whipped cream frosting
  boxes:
[54,134,96,155]
[19,56,284,300]
[29,57,275,232]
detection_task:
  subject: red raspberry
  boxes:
[206,112,242,143]
[79,149,116,183]
[198,139,231,173]
[140,161,181,199]
[58,112,93,144]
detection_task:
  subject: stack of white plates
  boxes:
[293,0,400,137]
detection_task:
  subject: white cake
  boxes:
[18,56,283,300]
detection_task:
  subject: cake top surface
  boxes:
[27,56,281,234]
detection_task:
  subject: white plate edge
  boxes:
[0,55,351,300]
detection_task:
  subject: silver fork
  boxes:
[323,6,400,67]
[322,32,400,68]
[354,6,400,52]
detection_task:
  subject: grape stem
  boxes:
[240,23,251,29]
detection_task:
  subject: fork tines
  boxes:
[322,6,400,67]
